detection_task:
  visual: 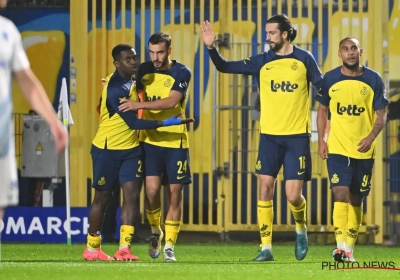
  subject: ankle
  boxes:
[151,227,162,235]
[164,244,174,251]
[261,244,272,251]
[295,225,306,234]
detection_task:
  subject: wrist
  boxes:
[368,134,376,141]
[207,43,216,49]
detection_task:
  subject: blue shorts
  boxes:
[91,146,144,191]
[142,142,192,185]
[255,134,311,182]
[327,154,374,196]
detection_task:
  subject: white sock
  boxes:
[151,227,162,235]
[345,244,354,253]
[87,248,98,252]
[261,244,272,251]
[164,244,174,251]
[119,245,129,250]
[337,242,345,251]
[295,225,306,235]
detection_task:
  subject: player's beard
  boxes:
[269,40,284,52]
[153,59,168,70]
[342,60,359,70]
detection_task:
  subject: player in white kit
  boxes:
[0,0,68,221]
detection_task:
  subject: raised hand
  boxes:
[200,20,217,48]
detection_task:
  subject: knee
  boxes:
[259,183,274,200]
[146,186,160,201]
[332,187,349,203]
[93,191,112,206]
[349,194,364,206]
[287,195,302,206]
[125,189,140,205]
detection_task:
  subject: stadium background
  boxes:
[0,0,399,245]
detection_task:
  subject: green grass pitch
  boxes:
[0,243,399,279]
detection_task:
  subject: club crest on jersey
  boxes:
[360,86,369,95]
[291,61,298,70]
[164,79,172,87]
[271,80,298,92]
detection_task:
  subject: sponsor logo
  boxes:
[336,103,366,116]
[270,80,299,92]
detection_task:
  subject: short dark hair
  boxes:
[148,32,171,49]
[266,14,297,42]
[112,44,133,60]
[339,36,359,47]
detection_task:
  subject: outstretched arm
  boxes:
[201,20,263,75]
[108,87,193,129]
[122,90,182,111]
[119,68,191,112]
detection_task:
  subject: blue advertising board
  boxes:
[1,207,92,243]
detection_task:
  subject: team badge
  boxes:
[331,173,339,184]
[164,79,171,87]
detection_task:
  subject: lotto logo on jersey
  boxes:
[270,80,298,92]
[336,103,366,116]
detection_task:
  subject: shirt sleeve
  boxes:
[315,77,330,107]
[373,75,390,111]
[10,21,30,73]
[305,51,323,90]
[207,47,264,75]
[171,68,191,97]
[107,85,159,130]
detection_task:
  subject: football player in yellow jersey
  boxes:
[316,37,389,263]
[83,44,193,261]
[201,14,323,261]
[119,32,191,261]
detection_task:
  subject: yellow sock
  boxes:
[289,198,307,234]
[257,200,273,249]
[146,207,161,234]
[165,220,181,247]
[333,202,348,249]
[346,203,363,252]
[86,232,101,251]
[119,225,135,249]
